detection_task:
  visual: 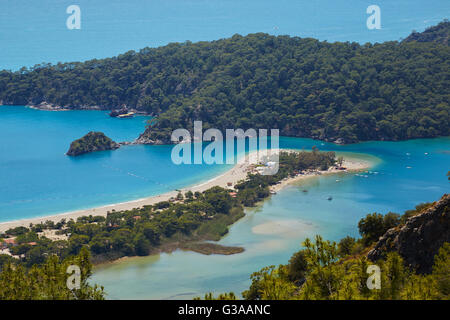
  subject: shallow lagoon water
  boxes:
[92,139,450,299]
[1,105,449,299]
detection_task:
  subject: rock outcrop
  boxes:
[134,129,177,145]
[368,194,450,274]
[67,131,120,156]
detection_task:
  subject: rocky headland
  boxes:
[67,131,121,156]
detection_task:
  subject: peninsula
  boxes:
[1,21,448,145]
[0,150,371,264]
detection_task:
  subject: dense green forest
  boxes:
[1,22,449,143]
[198,195,450,300]
[0,150,336,266]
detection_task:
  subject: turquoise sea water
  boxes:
[0,105,234,221]
[1,0,449,299]
[1,107,449,299]
[91,137,449,299]
[1,0,449,71]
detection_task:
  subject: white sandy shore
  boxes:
[270,157,371,193]
[0,150,371,233]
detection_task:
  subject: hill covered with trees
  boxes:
[1,21,449,143]
[403,20,449,45]
[67,131,120,156]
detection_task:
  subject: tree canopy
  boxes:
[1,21,449,143]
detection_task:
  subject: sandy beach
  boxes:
[0,150,371,233]
[270,157,371,193]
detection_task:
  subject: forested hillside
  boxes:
[1,22,449,143]
[403,20,449,45]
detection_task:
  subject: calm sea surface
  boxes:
[90,135,449,299]
[1,0,449,299]
[1,0,449,71]
[1,107,449,299]
[0,105,234,221]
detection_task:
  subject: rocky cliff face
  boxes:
[368,194,450,274]
[67,132,120,156]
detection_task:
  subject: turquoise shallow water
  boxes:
[1,105,449,299]
[0,105,234,221]
[1,0,449,300]
[1,0,449,71]
[91,137,450,300]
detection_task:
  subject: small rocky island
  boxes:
[67,131,120,156]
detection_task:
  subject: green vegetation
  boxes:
[198,196,449,300]
[234,149,335,206]
[1,22,449,143]
[0,247,104,300]
[403,20,449,45]
[0,149,335,266]
[67,131,120,156]
[181,242,244,255]
[238,237,449,300]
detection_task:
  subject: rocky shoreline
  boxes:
[12,103,353,145]
[13,103,355,145]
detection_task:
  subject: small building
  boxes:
[27,242,38,246]
[3,238,17,247]
[256,167,265,174]
[229,192,237,198]
[133,216,141,221]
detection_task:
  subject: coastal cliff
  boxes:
[67,131,120,156]
[368,194,450,273]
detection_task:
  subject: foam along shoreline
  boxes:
[0,150,372,233]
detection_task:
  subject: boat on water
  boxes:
[327,196,333,201]
[109,107,135,118]
[117,112,135,118]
